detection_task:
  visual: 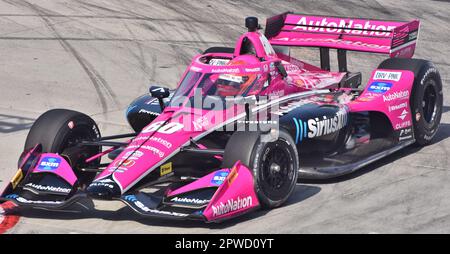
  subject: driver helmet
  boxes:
[216,55,259,96]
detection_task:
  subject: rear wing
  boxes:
[265,12,420,58]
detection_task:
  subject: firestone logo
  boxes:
[211,196,253,217]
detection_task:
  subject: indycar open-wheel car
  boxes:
[1,13,443,222]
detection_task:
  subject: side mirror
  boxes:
[274,61,287,78]
[149,86,170,110]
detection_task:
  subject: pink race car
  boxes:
[1,13,443,222]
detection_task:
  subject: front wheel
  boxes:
[378,58,443,145]
[223,130,299,208]
[24,109,101,184]
[410,63,443,145]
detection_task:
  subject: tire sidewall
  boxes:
[251,129,299,208]
[50,115,100,153]
[410,63,443,145]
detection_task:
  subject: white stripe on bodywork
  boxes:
[122,90,330,193]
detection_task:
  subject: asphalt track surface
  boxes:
[0,0,449,233]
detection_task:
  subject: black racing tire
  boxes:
[378,58,443,145]
[223,129,299,209]
[203,47,235,54]
[24,109,101,183]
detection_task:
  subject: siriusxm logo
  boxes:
[293,108,348,143]
[211,171,229,185]
[211,196,253,217]
[38,157,61,170]
[367,81,392,93]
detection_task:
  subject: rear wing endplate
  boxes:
[265,12,420,58]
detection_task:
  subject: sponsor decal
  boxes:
[293,107,348,143]
[388,102,408,112]
[292,17,396,37]
[117,159,135,168]
[395,120,411,130]
[138,109,160,116]
[38,157,61,171]
[374,71,402,81]
[67,121,74,129]
[90,178,116,189]
[420,68,437,85]
[424,133,436,141]
[145,98,159,105]
[6,194,63,204]
[92,125,100,138]
[10,169,23,189]
[122,150,144,160]
[124,195,188,217]
[24,183,71,194]
[151,87,166,93]
[383,90,409,102]
[273,37,389,50]
[208,59,230,66]
[294,79,305,87]
[244,67,261,72]
[399,127,413,141]
[211,196,253,217]
[192,116,210,131]
[367,81,392,93]
[268,90,284,97]
[170,197,210,205]
[160,162,173,176]
[190,66,202,72]
[398,109,409,120]
[227,166,238,186]
[211,171,229,185]
[284,64,301,74]
[142,121,184,134]
[357,97,374,102]
[149,136,172,149]
[211,68,240,74]
[110,158,135,173]
[126,145,165,158]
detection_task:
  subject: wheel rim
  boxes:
[60,125,100,166]
[422,80,438,125]
[259,140,295,201]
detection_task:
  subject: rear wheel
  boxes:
[378,59,443,145]
[223,130,298,208]
[24,109,101,184]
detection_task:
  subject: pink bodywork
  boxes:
[268,14,420,58]
[166,161,260,221]
[202,161,259,221]
[32,153,78,186]
[350,69,415,130]
[93,29,346,194]
[89,14,419,220]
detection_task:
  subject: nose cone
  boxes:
[86,177,122,200]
